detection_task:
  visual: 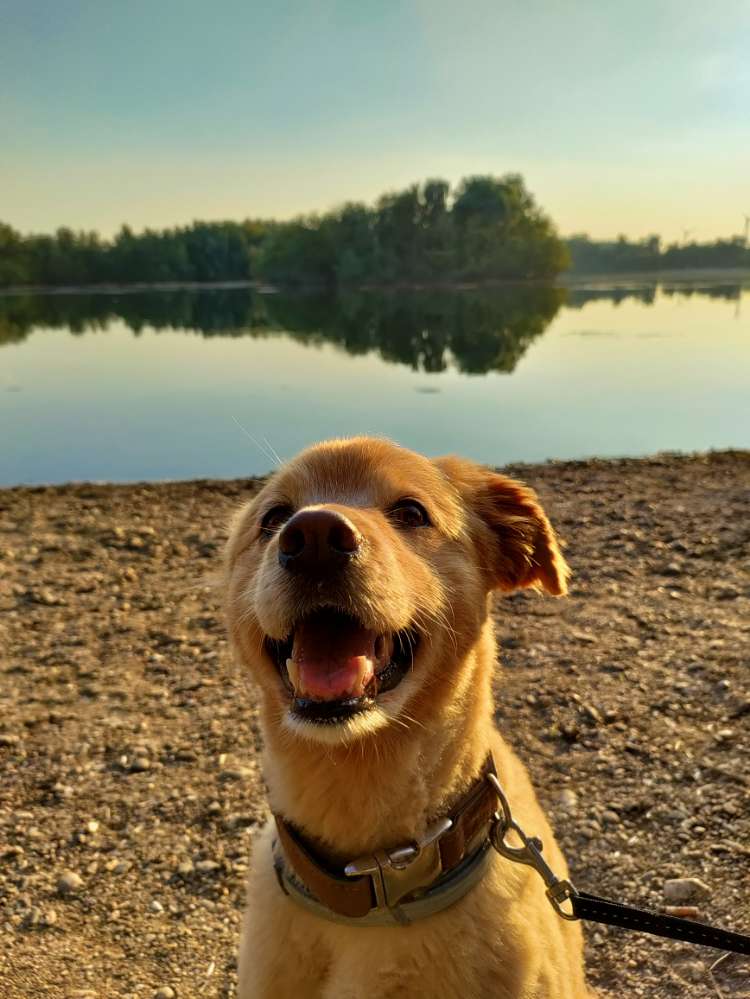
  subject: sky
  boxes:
[2,0,749,241]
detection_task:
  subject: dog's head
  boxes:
[224,437,568,745]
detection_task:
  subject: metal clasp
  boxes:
[486,772,578,921]
[344,818,453,921]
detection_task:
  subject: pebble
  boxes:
[23,908,43,928]
[220,766,255,782]
[195,860,220,875]
[37,589,61,606]
[154,988,175,999]
[57,870,84,896]
[149,899,164,913]
[582,703,603,725]
[715,585,740,600]
[659,562,682,576]
[680,960,707,983]
[226,812,256,829]
[557,789,579,813]
[663,877,711,903]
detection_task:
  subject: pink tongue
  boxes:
[291,613,377,701]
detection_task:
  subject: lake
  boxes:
[1,280,748,485]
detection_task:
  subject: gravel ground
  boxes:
[0,452,748,999]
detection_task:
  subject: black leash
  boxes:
[571,890,750,955]
[486,773,750,956]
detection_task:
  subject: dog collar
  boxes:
[271,753,498,926]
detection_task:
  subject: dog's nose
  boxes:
[278,509,361,574]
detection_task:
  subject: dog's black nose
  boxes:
[278,509,361,574]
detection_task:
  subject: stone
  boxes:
[220,766,255,782]
[23,908,43,928]
[660,562,682,577]
[154,988,176,999]
[680,960,707,983]
[664,877,710,903]
[194,860,220,875]
[582,703,603,725]
[57,870,84,896]
[557,789,579,813]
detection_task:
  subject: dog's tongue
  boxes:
[287,613,377,701]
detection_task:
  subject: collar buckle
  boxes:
[344,817,453,914]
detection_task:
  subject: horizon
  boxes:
[2,1,749,242]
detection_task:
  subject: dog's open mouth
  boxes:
[265,608,417,724]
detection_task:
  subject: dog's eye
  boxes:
[388,500,431,529]
[260,505,293,536]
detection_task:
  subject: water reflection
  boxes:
[0,281,745,374]
[564,282,744,309]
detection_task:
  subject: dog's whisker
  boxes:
[397,710,426,732]
[231,416,280,469]
[261,435,284,468]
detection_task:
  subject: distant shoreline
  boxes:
[558,266,750,285]
[3,448,748,492]
[1,267,749,298]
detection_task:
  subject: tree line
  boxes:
[1,175,749,289]
[567,234,750,274]
[0,175,567,288]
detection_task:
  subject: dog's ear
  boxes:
[435,457,570,596]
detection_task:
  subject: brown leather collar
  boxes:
[273,753,498,921]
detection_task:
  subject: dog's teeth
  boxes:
[286,658,300,692]
[354,656,375,695]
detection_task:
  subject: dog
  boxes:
[224,437,591,998]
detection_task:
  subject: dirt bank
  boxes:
[1,452,748,998]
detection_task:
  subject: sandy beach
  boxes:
[1,451,748,998]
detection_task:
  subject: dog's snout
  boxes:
[278,509,361,574]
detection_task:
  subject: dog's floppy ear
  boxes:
[435,457,570,596]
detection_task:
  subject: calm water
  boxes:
[1,282,748,485]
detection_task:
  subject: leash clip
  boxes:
[486,772,579,921]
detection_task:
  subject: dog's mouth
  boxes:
[265,607,418,724]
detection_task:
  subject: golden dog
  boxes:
[224,437,591,998]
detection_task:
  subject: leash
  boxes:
[487,772,750,956]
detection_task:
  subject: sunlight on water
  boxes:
[1,283,748,484]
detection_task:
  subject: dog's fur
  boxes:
[224,437,591,998]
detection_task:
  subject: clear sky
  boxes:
[2,0,749,241]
